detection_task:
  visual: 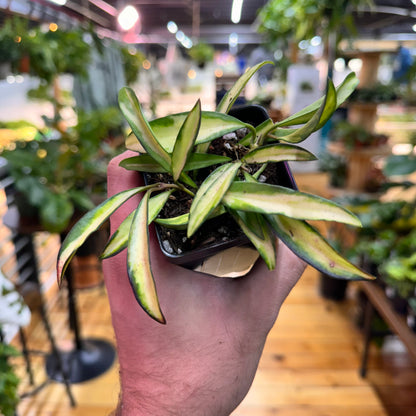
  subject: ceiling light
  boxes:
[413,23,416,32]
[118,5,139,31]
[46,0,67,5]
[231,0,244,24]
[167,21,178,34]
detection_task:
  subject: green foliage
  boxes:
[1,107,123,233]
[0,16,92,84]
[330,120,389,149]
[257,0,372,46]
[187,42,215,67]
[343,198,416,298]
[349,83,399,103]
[58,62,374,324]
[0,341,20,416]
[120,46,146,85]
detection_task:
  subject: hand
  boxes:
[103,151,306,416]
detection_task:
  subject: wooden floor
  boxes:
[9,172,416,415]
[10,265,416,416]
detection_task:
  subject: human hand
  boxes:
[103,151,306,416]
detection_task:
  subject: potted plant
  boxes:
[0,106,123,234]
[327,120,390,192]
[187,42,215,68]
[57,61,374,324]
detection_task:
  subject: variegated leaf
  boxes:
[57,186,145,284]
[276,72,358,127]
[242,143,316,164]
[267,215,374,281]
[230,210,276,270]
[171,100,201,181]
[120,153,232,173]
[217,61,273,113]
[222,182,361,227]
[188,162,242,236]
[150,112,246,153]
[127,190,165,323]
[271,79,336,144]
[118,87,172,172]
[102,191,172,259]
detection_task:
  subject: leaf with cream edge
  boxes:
[118,87,172,172]
[120,153,232,173]
[127,190,165,323]
[222,182,361,226]
[101,190,173,259]
[57,186,146,285]
[276,72,359,127]
[171,100,201,181]
[148,112,247,153]
[230,210,276,270]
[242,143,316,164]
[217,61,274,113]
[268,79,336,144]
[267,215,374,281]
[188,162,242,237]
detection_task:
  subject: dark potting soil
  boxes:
[146,129,284,257]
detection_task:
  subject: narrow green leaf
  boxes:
[230,210,276,270]
[188,162,242,236]
[128,191,165,323]
[150,111,246,153]
[222,182,361,227]
[171,100,201,181]
[155,204,227,230]
[57,187,145,284]
[184,153,232,170]
[118,87,172,172]
[216,61,274,113]
[267,215,374,281]
[242,143,316,164]
[120,154,167,172]
[102,191,172,258]
[120,153,232,173]
[276,72,359,127]
[155,213,189,230]
[239,118,275,146]
[270,79,336,144]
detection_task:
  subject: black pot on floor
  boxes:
[319,273,348,301]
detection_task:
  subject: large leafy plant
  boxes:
[57,62,373,323]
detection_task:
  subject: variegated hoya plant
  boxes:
[57,61,374,324]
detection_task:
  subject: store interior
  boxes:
[1,1,416,415]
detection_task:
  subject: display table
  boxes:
[358,281,416,377]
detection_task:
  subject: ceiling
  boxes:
[2,0,416,47]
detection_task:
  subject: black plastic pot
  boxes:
[152,105,297,270]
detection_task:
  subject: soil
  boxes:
[145,127,293,263]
